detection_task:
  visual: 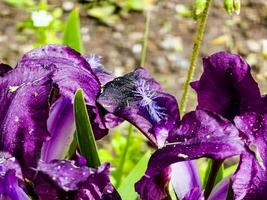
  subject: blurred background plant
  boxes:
[5,0,63,47]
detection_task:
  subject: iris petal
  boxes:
[136,110,244,200]
[208,176,230,200]
[0,71,52,178]
[232,152,267,200]
[182,187,204,200]
[75,163,121,200]
[84,54,113,85]
[37,160,90,191]
[0,45,111,177]
[41,96,75,162]
[135,167,171,200]
[18,45,108,140]
[35,161,121,200]
[234,112,267,166]
[171,161,201,200]
[0,152,29,200]
[98,68,179,146]
[0,170,29,200]
[191,52,264,120]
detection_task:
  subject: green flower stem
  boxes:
[204,160,223,199]
[141,10,151,67]
[179,0,212,116]
[115,124,133,187]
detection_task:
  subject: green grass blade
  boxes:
[115,124,133,187]
[63,8,83,53]
[74,89,100,168]
[118,151,151,200]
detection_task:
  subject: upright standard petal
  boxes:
[41,96,75,162]
[191,52,263,120]
[136,110,244,200]
[98,68,179,146]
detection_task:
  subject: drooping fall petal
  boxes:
[136,110,244,200]
[232,152,267,200]
[98,67,179,146]
[234,112,267,166]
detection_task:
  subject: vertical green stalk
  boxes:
[204,160,223,199]
[115,125,133,187]
[141,10,151,67]
[179,0,212,116]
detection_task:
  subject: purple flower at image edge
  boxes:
[0,45,121,199]
[192,52,267,199]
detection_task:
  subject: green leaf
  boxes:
[87,4,118,25]
[74,89,100,168]
[118,151,151,200]
[63,8,83,53]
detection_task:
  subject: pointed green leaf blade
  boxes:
[74,89,100,168]
[63,8,83,53]
[118,151,151,200]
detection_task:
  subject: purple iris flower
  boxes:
[0,45,115,170]
[191,52,267,199]
[97,67,245,200]
[0,45,121,199]
[0,152,120,199]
